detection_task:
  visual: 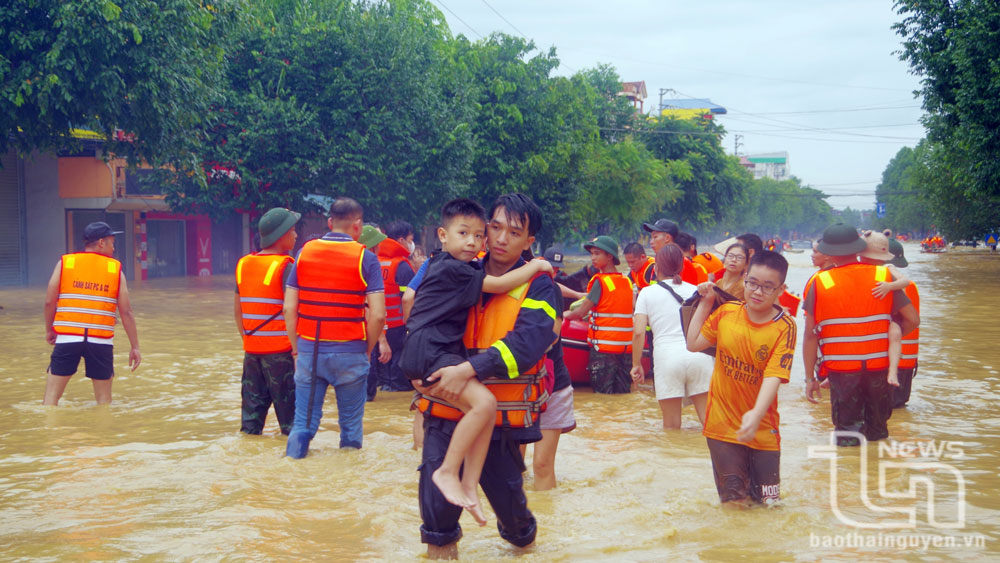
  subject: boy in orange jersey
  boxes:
[686,250,797,505]
[400,198,553,525]
[564,235,635,394]
[234,208,299,435]
[43,222,141,405]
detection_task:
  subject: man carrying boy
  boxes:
[401,198,552,524]
[234,207,299,434]
[43,222,141,405]
[412,193,558,559]
[802,224,918,446]
[564,236,634,394]
[686,250,797,505]
[284,197,386,457]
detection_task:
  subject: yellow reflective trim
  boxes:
[507,282,529,300]
[602,276,617,293]
[236,258,244,285]
[65,256,75,269]
[818,271,834,290]
[491,340,519,379]
[875,265,888,283]
[263,259,281,286]
[398,285,408,292]
[522,298,556,321]
[108,261,119,274]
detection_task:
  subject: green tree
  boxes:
[872,146,932,236]
[894,0,1000,237]
[0,0,238,164]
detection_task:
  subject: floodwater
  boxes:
[1,244,997,561]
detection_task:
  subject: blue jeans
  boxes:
[285,345,369,458]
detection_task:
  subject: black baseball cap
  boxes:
[542,245,564,267]
[642,218,679,237]
[83,222,124,244]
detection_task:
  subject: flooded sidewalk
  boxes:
[1,247,998,560]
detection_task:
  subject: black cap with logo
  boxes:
[83,222,124,244]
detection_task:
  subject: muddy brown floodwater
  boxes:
[0,244,997,561]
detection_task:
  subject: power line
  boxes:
[480,0,528,38]
[733,104,921,116]
[431,0,483,39]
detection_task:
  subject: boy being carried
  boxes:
[686,250,797,506]
[400,198,552,525]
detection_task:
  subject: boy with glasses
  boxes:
[686,250,797,505]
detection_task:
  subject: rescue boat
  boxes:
[560,317,651,385]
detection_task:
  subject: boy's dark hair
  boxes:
[748,250,789,283]
[384,220,414,241]
[329,196,363,222]
[488,193,542,237]
[623,242,646,256]
[736,233,764,256]
[440,198,486,226]
[674,232,696,252]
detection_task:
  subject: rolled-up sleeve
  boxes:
[468,275,559,381]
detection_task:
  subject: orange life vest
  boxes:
[900,281,920,369]
[779,290,800,317]
[53,253,121,340]
[414,275,551,428]
[628,257,655,291]
[295,238,368,342]
[377,239,413,329]
[681,258,707,285]
[587,272,633,353]
[693,251,724,275]
[812,263,893,373]
[236,253,294,354]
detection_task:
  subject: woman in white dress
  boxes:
[630,243,714,428]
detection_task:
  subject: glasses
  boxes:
[724,253,746,262]
[744,279,780,295]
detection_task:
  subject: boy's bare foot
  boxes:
[433,468,471,508]
[467,498,487,526]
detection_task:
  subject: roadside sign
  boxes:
[986,233,999,246]
[876,202,886,218]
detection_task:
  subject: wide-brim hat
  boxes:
[888,238,908,268]
[817,223,867,257]
[359,224,387,249]
[713,236,740,256]
[583,235,621,265]
[258,208,301,248]
[642,218,679,237]
[860,230,895,261]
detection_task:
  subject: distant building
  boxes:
[619,81,647,112]
[660,98,727,120]
[744,152,790,181]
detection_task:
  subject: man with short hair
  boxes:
[675,231,708,284]
[234,208,299,435]
[373,220,417,393]
[643,218,679,253]
[43,222,141,405]
[412,193,557,559]
[803,224,918,446]
[284,197,386,457]
[623,242,655,291]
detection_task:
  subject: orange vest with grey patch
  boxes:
[53,253,121,340]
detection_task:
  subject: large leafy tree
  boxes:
[0,0,237,163]
[872,146,933,236]
[894,0,1000,237]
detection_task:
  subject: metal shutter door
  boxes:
[0,150,23,285]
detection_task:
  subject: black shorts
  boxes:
[706,437,780,504]
[48,342,114,380]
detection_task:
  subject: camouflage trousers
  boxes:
[828,371,892,446]
[241,351,296,435]
[588,351,632,394]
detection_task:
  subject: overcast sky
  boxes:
[431,0,925,210]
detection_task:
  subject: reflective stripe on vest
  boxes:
[900,281,920,369]
[813,263,892,373]
[295,239,368,342]
[415,273,552,428]
[53,253,120,340]
[586,273,633,353]
[377,242,413,329]
[237,253,294,354]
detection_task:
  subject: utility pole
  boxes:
[658,88,676,113]
[734,134,743,156]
